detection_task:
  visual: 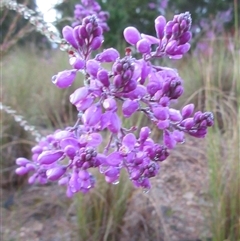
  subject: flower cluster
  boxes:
[16,11,214,197]
[72,0,110,32]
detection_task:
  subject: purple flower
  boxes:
[37,150,65,165]
[121,133,137,154]
[108,112,121,133]
[52,70,77,88]
[86,59,100,77]
[62,26,78,49]
[82,104,102,126]
[136,39,151,54]
[181,103,194,118]
[15,11,214,197]
[122,99,139,118]
[155,16,166,39]
[46,166,66,181]
[96,48,120,62]
[104,167,120,183]
[123,27,141,45]
[106,152,123,166]
[70,87,89,105]
[103,98,117,111]
[97,69,110,87]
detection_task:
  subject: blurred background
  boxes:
[1,0,239,240]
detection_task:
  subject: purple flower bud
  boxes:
[205,112,214,126]
[103,98,117,111]
[95,154,107,167]
[28,174,37,184]
[200,120,207,128]
[31,146,43,154]
[52,70,77,88]
[16,157,30,166]
[162,80,170,94]
[181,104,194,118]
[58,176,69,186]
[165,21,174,39]
[173,43,191,56]
[78,170,90,180]
[97,69,110,87]
[79,25,88,39]
[136,39,151,54]
[189,128,207,138]
[159,96,170,107]
[130,169,142,180]
[86,133,102,147]
[46,166,66,181]
[181,118,195,130]
[60,137,79,150]
[99,112,111,130]
[86,59,100,77]
[141,34,159,44]
[69,170,81,193]
[62,26,78,49]
[139,127,151,141]
[172,23,180,37]
[147,80,162,96]
[104,167,120,183]
[157,119,169,129]
[86,22,94,34]
[70,87,89,105]
[64,145,77,159]
[92,26,103,37]
[180,19,187,31]
[25,163,35,171]
[169,108,182,122]
[73,26,84,47]
[152,106,169,120]
[113,75,123,89]
[90,36,103,50]
[32,154,39,162]
[83,104,102,126]
[122,99,139,118]
[108,112,121,133]
[15,166,29,175]
[123,27,141,45]
[122,69,133,81]
[179,31,192,45]
[164,130,176,149]
[193,111,203,123]
[106,152,122,166]
[172,130,184,143]
[136,59,151,84]
[37,150,64,164]
[66,186,74,198]
[171,85,184,99]
[134,178,151,189]
[125,85,147,100]
[165,40,178,55]
[54,130,72,140]
[123,79,137,93]
[75,97,94,111]
[69,57,85,69]
[96,48,120,62]
[122,133,137,152]
[155,16,166,39]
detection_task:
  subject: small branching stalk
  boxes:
[1,102,42,142]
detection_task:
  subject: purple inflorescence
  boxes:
[16,12,214,197]
[73,0,109,32]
